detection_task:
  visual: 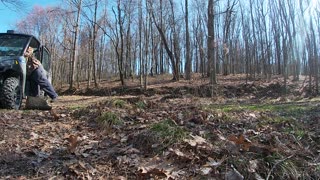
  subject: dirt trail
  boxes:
[51,95,111,108]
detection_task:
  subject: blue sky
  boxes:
[0,0,60,33]
[0,0,318,34]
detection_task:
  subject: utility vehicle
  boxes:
[0,30,51,109]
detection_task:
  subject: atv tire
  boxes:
[1,77,22,109]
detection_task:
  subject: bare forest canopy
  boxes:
[14,0,320,93]
[0,0,25,9]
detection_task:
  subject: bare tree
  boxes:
[222,0,237,76]
[138,0,143,88]
[192,0,207,76]
[104,0,126,86]
[306,18,319,94]
[116,0,125,86]
[269,0,282,75]
[184,0,191,80]
[91,0,99,88]
[0,0,25,10]
[143,0,150,90]
[69,0,82,90]
[207,0,217,84]
[149,0,180,81]
[12,0,320,97]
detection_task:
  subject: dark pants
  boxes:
[29,65,58,99]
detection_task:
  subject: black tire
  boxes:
[1,77,22,109]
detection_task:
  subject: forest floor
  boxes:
[0,74,319,179]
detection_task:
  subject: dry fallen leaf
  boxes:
[50,109,59,121]
[203,156,227,168]
[168,148,193,162]
[138,157,175,179]
[112,176,126,180]
[68,135,78,153]
[30,132,39,140]
[229,134,274,154]
[199,167,212,175]
[228,134,252,151]
[248,159,259,173]
[185,135,207,146]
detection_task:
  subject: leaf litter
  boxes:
[0,76,319,179]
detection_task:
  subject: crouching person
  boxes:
[25,46,58,102]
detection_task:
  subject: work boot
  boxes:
[50,96,58,103]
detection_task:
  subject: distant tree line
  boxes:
[15,0,320,94]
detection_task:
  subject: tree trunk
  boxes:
[117,0,125,86]
[207,0,217,85]
[91,0,98,88]
[70,0,82,90]
[184,0,191,80]
[150,1,179,81]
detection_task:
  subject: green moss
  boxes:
[246,104,309,116]
[136,101,146,109]
[201,131,214,140]
[284,127,306,139]
[293,129,306,139]
[203,103,310,118]
[221,106,241,113]
[202,104,243,113]
[150,119,187,146]
[97,111,122,128]
[72,107,92,118]
[68,105,85,110]
[265,153,283,162]
[112,99,126,108]
[271,116,291,123]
